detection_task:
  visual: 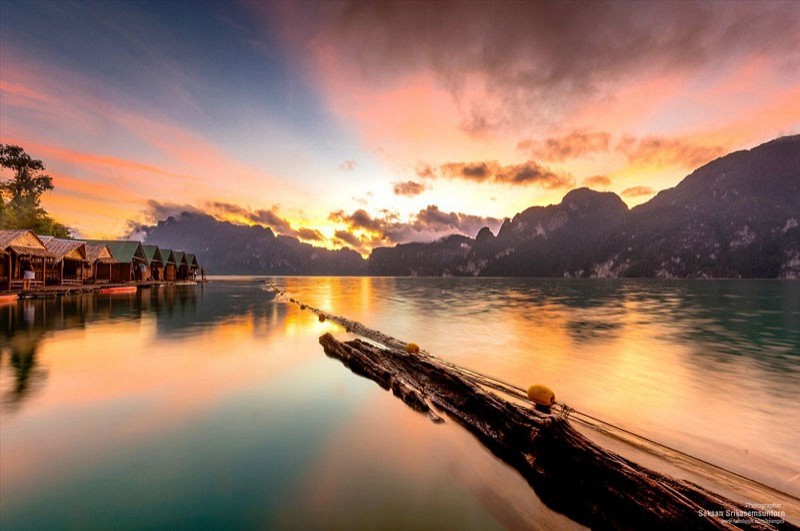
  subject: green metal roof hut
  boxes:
[185,253,199,279]
[39,236,88,286]
[84,240,147,283]
[142,245,165,281]
[159,249,177,281]
[0,230,53,291]
[172,251,189,281]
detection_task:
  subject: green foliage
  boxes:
[0,144,70,237]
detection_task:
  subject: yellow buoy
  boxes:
[318,314,326,322]
[527,384,555,407]
[405,342,420,354]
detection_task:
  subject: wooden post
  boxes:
[60,260,64,286]
[6,253,10,290]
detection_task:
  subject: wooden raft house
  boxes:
[84,243,114,283]
[84,240,147,283]
[185,253,199,279]
[173,251,188,281]
[0,230,52,290]
[39,236,88,286]
[142,245,164,281]
[1,232,204,294]
[160,249,177,281]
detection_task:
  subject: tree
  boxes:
[0,144,69,237]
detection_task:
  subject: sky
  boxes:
[1,0,799,253]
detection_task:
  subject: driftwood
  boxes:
[319,333,793,531]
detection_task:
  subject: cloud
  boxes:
[616,136,727,168]
[338,159,358,171]
[329,204,502,250]
[392,180,427,196]
[142,199,203,223]
[128,198,338,246]
[334,229,363,248]
[423,160,574,189]
[272,1,800,135]
[516,131,726,168]
[297,227,324,241]
[126,199,203,238]
[414,163,436,178]
[329,208,383,233]
[621,186,656,197]
[517,131,611,162]
[583,175,612,187]
[205,201,298,237]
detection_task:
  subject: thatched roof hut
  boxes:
[39,236,88,285]
[85,243,114,265]
[0,229,51,258]
[84,243,115,283]
[0,230,53,290]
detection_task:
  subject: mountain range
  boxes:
[141,135,800,278]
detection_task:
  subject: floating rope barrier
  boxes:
[265,281,799,502]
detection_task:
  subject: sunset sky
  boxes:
[1,0,799,253]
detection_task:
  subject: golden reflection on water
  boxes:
[1,278,798,528]
[274,277,799,495]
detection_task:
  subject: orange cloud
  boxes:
[616,136,726,168]
[517,131,611,162]
[621,186,656,198]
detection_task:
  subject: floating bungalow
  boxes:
[84,240,147,283]
[142,245,164,281]
[1,232,202,293]
[186,253,199,279]
[173,251,188,281]
[0,230,51,290]
[84,243,115,283]
[39,236,88,286]
[160,249,177,281]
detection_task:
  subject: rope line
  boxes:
[266,282,799,502]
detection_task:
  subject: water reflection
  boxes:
[1,278,798,528]
[275,277,800,494]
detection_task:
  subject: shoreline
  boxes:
[1,280,200,299]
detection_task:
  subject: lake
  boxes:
[1,278,798,529]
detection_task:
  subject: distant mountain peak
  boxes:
[369,135,800,278]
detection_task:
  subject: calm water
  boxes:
[1,278,798,529]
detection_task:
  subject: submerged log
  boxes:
[319,333,793,531]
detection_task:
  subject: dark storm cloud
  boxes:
[393,180,427,196]
[284,0,800,133]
